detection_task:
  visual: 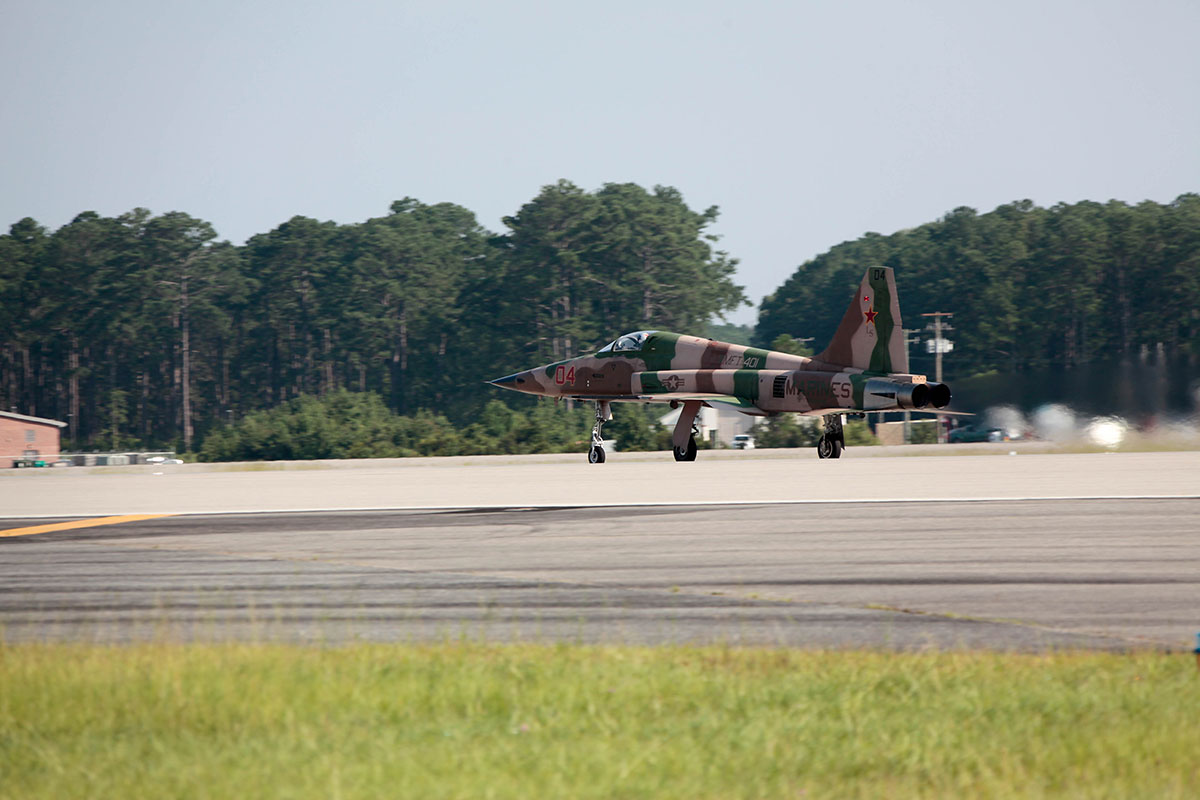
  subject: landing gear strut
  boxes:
[588,401,611,463]
[817,414,844,459]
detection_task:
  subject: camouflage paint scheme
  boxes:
[490,267,952,460]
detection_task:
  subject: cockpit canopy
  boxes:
[597,330,657,354]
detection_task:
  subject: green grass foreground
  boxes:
[1,644,1196,799]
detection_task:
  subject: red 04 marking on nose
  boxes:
[554,366,575,385]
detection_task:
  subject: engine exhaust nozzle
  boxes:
[864,378,930,411]
[926,382,952,409]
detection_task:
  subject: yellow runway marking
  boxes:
[0,514,176,538]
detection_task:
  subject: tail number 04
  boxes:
[554,365,576,385]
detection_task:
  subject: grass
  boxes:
[2,643,1197,799]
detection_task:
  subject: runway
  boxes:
[2,448,1199,516]
[3,494,1197,650]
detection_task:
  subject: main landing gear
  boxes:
[588,398,701,463]
[588,401,611,463]
[816,413,845,459]
[671,400,702,462]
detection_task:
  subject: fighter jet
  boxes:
[489,266,952,462]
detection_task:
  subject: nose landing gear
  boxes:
[588,401,612,464]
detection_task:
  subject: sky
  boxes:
[3,0,1198,325]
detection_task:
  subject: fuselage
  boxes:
[490,330,944,415]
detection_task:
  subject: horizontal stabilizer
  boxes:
[863,409,975,416]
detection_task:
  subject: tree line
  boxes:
[4,189,1197,456]
[197,392,687,462]
[196,390,880,461]
[757,196,1200,376]
[0,181,745,451]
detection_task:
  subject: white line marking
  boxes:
[2,495,1197,520]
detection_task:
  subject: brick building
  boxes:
[0,411,67,468]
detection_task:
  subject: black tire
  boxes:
[673,435,698,462]
[816,435,842,459]
[588,445,606,463]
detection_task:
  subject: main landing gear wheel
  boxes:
[588,445,606,463]
[673,435,698,462]
[816,413,845,459]
[816,435,842,459]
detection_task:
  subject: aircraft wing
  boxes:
[569,393,969,418]
[567,392,770,416]
[567,392,730,403]
[700,397,771,416]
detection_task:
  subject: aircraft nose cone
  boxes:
[488,371,528,389]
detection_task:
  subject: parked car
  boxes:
[948,425,1005,443]
[731,434,756,450]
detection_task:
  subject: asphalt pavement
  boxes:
[3,497,1196,650]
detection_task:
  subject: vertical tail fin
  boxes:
[813,266,908,373]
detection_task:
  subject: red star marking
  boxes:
[864,308,878,324]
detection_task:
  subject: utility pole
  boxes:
[902,327,922,443]
[921,312,954,443]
